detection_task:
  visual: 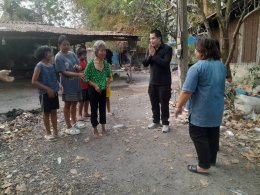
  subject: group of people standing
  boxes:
[32,29,227,176]
[32,35,113,140]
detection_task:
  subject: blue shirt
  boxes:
[55,51,81,94]
[36,62,59,95]
[182,59,226,127]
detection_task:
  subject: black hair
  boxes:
[77,47,87,57]
[195,37,221,60]
[58,35,69,45]
[35,46,52,61]
[79,43,86,49]
[150,29,163,42]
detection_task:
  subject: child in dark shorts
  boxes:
[77,48,90,119]
[32,46,60,140]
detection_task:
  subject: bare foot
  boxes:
[101,128,109,136]
[92,128,100,138]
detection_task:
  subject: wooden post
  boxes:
[256,17,260,65]
[127,39,137,83]
[177,0,188,88]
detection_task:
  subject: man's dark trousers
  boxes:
[148,84,171,125]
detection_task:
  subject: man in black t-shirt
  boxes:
[143,29,173,133]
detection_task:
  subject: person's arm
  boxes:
[226,64,232,82]
[55,55,84,78]
[150,46,173,67]
[84,61,101,93]
[142,48,152,67]
[72,53,82,72]
[106,64,112,88]
[88,80,101,93]
[31,66,55,98]
[175,91,192,117]
[175,64,199,118]
[61,71,84,77]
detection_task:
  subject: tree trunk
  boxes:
[203,0,208,16]
[163,10,169,40]
[220,27,229,63]
[225,8,247,66]
[196,0,213,37]
[177,0,188,87]
[215,0,232,79]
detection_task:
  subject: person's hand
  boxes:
[148,44,156,56]
[175,107,183,118]
[106,81,110,89]
[58,82,63,92]
[0,70,15,82]
[226,77,232,83]
[74,64,82,71]
[78,72,85,79]
[94,84,102,93]
[47,88,55,98]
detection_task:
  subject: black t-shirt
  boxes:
[142,43,173,86]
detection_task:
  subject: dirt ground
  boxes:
[0,72,259,195]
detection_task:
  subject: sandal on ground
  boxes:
[187,165,209,176]
[44,134,55,141]
[53,132,64,138]
[74,122,86,129]
[65,127,80,135]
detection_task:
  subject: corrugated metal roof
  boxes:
[0,21,138,38]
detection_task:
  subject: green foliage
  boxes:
[0,0,42,22]
[74,0,177,47]
[188,45,197,64]
[0,0,85,27]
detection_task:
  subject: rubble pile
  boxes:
[0,110,41,142]
[221,110,260,164]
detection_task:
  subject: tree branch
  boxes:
[225,7,247,66]
[242,5,260,22]
[225,0,233,26]
[225,2,260,68]
[195,0,213,37]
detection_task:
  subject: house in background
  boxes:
[206,8,260,64]
[210,8,259,81]
[0,21,139,79]
[191,1,260,82]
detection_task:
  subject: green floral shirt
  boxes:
[84,60,111,90]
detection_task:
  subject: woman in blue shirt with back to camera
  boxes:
[175,37,226,175]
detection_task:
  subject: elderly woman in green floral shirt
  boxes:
[84,40,111,137]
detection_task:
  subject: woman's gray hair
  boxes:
[93,40,106,56]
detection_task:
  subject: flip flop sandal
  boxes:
[75,122,86,129]
[187,165,209,176]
